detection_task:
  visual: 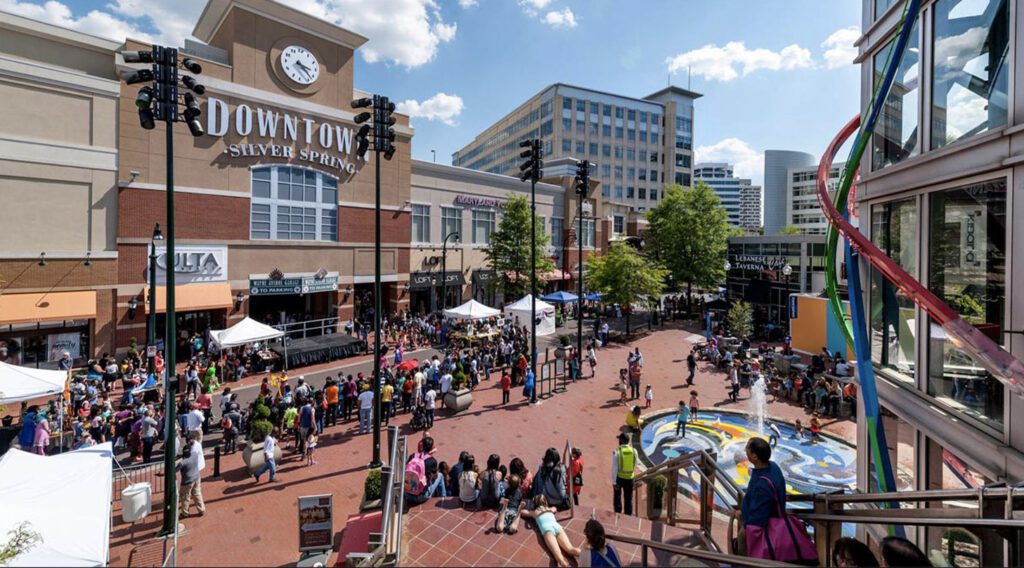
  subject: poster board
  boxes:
[298,494,333,552]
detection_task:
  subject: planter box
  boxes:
[443,389,474,413]
[359,496,383,512]
[241,440,283,476]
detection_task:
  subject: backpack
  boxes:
[480,470,501,508]
[220,416,232,430]
[404,453,428,496]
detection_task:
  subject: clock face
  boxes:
[280,45,320,85]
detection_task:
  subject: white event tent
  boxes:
[210,316,284,348]
[443,299,500,321]
[0,361,68,405]
[504,295,556,336]
[0,442,114,566]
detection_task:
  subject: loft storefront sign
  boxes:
[205,97,359,175]
[729,255,788,271]
[249,276,339,296]
[153,245,227,284]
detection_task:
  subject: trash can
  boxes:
[121,482,152,522]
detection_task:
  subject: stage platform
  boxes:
[270,334,367,369]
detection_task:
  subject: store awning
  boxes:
[0,291,96,325]
[146,282,233,313]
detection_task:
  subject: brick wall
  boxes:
[118,188,249,241]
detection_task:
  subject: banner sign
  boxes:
[297,494,333,551]
[47,332,82,361]
[789,295,798,319]
[153,245,228,284]
[250,276,339,296]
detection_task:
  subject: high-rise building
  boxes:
[452,84,700,214]
[787,162,844,235]
[693,162,761,230]
[763,150,814,234]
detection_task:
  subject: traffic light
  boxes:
[518,139,542,183]
[574,159,590,195]
[378,98,397,161]
[352,96,398,161]
[119,45,206,137]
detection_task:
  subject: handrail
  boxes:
[563,439,575,518]
[794,512,1024,529]
[789,484,1024,504]
[348,426,406,567]
[605,532,797,567]
[634,448,744,500]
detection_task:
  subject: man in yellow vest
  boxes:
[612,432,636,515]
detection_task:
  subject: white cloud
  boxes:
[518,0,553,16]
[695,138,765,186]
[334,0,456,68]
[822,25,860,69]
[542,7,576,29]
[458,0,478,7]
[396,92,464,126]
[666,41,812,82]
[0,0,157,42]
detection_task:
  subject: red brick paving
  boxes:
[108,323,854,566]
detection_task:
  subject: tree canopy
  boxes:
[585,242,668,311]
[485,194,556,299]
[645,183,731,295]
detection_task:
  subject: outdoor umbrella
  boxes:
[540,291,579,304]
[397,359,420,372]
[584,293,602,301]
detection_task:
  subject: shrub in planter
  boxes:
[647,475,668,519]
[364,468,383,501]
[559,335,572,347]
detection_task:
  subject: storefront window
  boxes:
[870,199,917,383]
[250,166,338,241]
[927,180,1006,430]
[441,206,462,241]
[472,209,496,244]
[0,321,90,369]
[872,16,919,170]
[411,204,430,243]
[930,0,1008,150]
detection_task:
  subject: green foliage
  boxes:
[779,224,802,235]
[484,194,556,299]
[364,468,383,501]
[951,294,984,324]
[586,243,668,312]
[651,475,667,509]
[0,522,41,566]
[452,363,467,391]
[645,183,731,294]
[249,397,273,442]
[559,335,571,347]
[727,300,754,339]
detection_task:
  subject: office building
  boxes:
[452,83,700,216]
[693,162,761,230]
[787,162,844,235]
[852,0,1021,562]
[763,149,814,234]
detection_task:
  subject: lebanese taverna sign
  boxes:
[205,97,360,175]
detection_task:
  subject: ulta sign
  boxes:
[205,96,360,175]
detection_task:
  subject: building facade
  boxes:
[854,0,1022,562]
[693,162,762,229]
[787,162,844,235]
[762,149,814,235]
[452,83,700,215]
[0,12,121,369]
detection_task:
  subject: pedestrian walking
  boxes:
[357,387,374,434]
[254,430,279,483]
[686,350,697,385]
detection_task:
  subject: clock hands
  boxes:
[292,62,312,82]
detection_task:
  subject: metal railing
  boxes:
[347,426,407,567]
[113,460,166,499]
[272,316,341,339]
[605,533,795,567]
[562,439,575,517]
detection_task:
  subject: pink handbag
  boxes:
[744,477,819,565]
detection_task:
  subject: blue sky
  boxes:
[2,0,863,184]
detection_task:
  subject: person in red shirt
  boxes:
[402,376,416,413]
[570,447,584,506]
[500,372,512,405]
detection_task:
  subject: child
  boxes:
[570,448,584,506]
[618,369,628,406]
[644,385,653,408]
[810,415,822,444]
[675,401,690,438]
[520,495,581,567]
[305,430,318,466]
[581,519,621,568]
[494,474,524,534]
[688,390,700,420]
[458,454,480,508]
[767,421,782,448]
[793,418,805,439]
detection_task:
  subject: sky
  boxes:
[1,0,864,185]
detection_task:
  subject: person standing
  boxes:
[177,439,205,517]
[254,430,278,483]
[587,343,597,378]
[675,401,690,438]
[741,438,789,557]
[686,350,697,386]
[325,378,340,427]
[628,362,641,400]
[33,411,51,456]
[357,386,374,434]
[500,371,511,405]
[140,408,159,463]
[18,408,37,452]
[611,433,636,515]
[423,385,436,428]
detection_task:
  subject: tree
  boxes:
[0,522,41,566]
[727,300,754,339]
[645,183,731,312]
[780,224,802,235]
[586,242,668,335]
[485,194,556,300]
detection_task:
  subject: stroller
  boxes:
[409,403,429,432]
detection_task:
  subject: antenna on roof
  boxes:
[688,65,692,90]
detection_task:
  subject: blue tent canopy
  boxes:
[583,293,602,301]
[540,291,579,304]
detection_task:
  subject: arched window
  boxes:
[250,166,338,241]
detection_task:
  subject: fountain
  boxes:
[749,376,769,436]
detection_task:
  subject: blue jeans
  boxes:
[255,457,276,481]
[359,407,372,433]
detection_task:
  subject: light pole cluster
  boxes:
[518,139,543,404]
[441,231,460,312]
[573,159,590,376]
[120,45,205,537]
[351,95,397,468]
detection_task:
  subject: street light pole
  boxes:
[441,231,459,314]
[573,160,589,378]
[148,223,162,378]
[518,139,542,404]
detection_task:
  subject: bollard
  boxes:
[212,445,221,479]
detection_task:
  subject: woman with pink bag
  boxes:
[739,438,818,565]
